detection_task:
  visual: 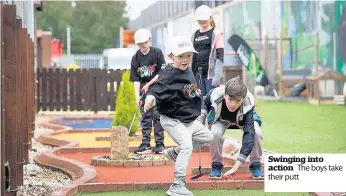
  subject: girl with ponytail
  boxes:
[192,5,224,96]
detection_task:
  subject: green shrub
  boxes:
[112,70,139,136]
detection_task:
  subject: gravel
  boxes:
[17,120,72,196]
[100,153,168,161]
[17,163,71,196]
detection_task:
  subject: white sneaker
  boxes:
[166,183,193,196]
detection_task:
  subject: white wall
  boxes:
[172,13,195,38]
[5,0,37,70]
[13,1,35,40]
[260,0,281,39]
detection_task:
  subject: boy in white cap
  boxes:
[144,36,214,196]
[130,28,166,154]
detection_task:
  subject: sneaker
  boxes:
[209,162,223,179]
[154,145,164,154]
[249,163,264,179]
[166,183,193,196]
[134,144,151,154]
[164,147,178,163]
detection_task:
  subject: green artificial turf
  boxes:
[76,100,345,196]
[76,189,309,196]
[224,100,346,153]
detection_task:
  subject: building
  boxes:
[127,0,242,85]
[127,0,346,94]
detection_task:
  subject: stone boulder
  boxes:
[110,126,129,160]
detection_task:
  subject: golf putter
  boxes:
[191,67,205,180]
[191,148,204,180]
[128,107,140,135]
[128,92,145,135]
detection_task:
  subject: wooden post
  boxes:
[250,38,255,50]
[0,5,3,195]
[306,81,311,99]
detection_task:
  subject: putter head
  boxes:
[190,166,204,180]
[190,173,204,180]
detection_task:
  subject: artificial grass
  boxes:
[224,100,346,153]
[76,101,345,196]
[76,189,309,196]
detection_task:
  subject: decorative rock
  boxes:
[96,135,142,141]
[110,126,129,160]
[91,153,170,167]
[17,163,71,196]
[129,154,167,161]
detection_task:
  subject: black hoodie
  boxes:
[148,63,202,123]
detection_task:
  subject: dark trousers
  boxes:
[140,105,164,146]
[194,72,213,97]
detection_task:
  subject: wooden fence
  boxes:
[1,4,35,195]
[36,68,124,112]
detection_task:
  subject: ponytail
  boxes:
[210,16,216,28]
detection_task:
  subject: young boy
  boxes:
[144,36,214,196]
[198,76,264,179]
[130,28,166,154]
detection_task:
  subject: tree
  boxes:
[36,1,128,53]
[112,70,139,136]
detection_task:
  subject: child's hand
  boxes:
[223,167,237,179]
[223,160,242,179]
[144,96,154,113]
[141,84,150,94]
[136,96,141,107]
[197,114,206,123]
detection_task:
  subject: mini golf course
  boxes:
[35,116,264,195]
[34,100,346,195]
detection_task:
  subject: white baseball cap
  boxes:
[169,36,198,56]
[195,5,212,21]
[134,29,152,44]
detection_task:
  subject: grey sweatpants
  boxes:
[160,115,214,185]
[210,121,263,166]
